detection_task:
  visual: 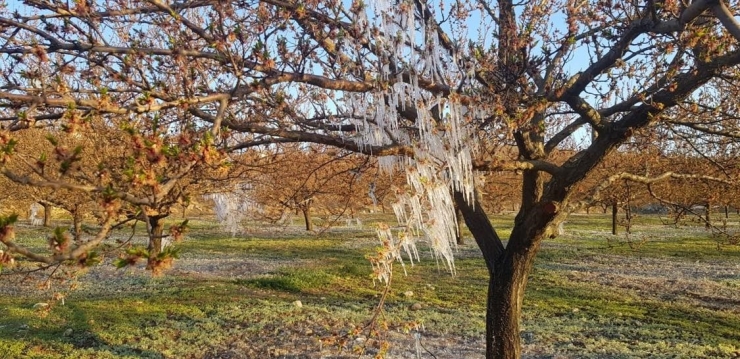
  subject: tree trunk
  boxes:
[72,205,82,240]
[705,202,711,229]
[455,203,464,245]
[611,201,618,235]
[301,206,313,231]
[455,190,539,359]
[146,216,165,270]
[485,253,535,359]
[725,205,729,219]
[42,203,52,227]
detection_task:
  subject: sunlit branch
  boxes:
[0,91,230,115]
[667,119,740,138]
[146,0,215,43]
[227,137,297,151]
[562,95,604,131]
[21,0,215,20]
[0,216,115,265]
[189,108,413,157]
[473,159,562,176]
[2,170,144,205]
[569,170,734,213]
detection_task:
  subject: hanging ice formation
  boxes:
[347,1,477,281]
[206,184,256,236]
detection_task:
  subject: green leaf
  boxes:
[81,251,102,267]
[46,135,58,146]
[113,258,130,269]
[0,214,18,228]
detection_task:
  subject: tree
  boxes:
[580,148,655,234]
[249,144,377,231]
[2,127,107,234]
[644,151,740,233]
[4,2,740,358]
[0,113,227,273]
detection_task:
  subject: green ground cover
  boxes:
[0,214,739,358]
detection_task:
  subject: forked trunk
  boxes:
[454,190,552,359]
[146,216,165,270]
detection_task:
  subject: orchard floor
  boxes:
[1,214,739,358]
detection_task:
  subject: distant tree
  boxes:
[646,152,739,231]
[581,149,655,234]
[249,144,375,231]
[3,128,104,233]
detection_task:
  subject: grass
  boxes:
[1,214,739,358]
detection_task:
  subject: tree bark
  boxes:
[146,215,165,270]
[42,203,52,227]
[455,202,464,245]
[486,244,541,359]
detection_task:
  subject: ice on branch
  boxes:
[370,223,420,284]
[205,184,257,236]
[345,1,477,283]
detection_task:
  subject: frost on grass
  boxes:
[350,1,478,283]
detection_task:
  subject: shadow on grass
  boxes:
[0,300,165,358]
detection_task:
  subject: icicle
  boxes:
[207,185,257,236]
[356,0,479,278]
